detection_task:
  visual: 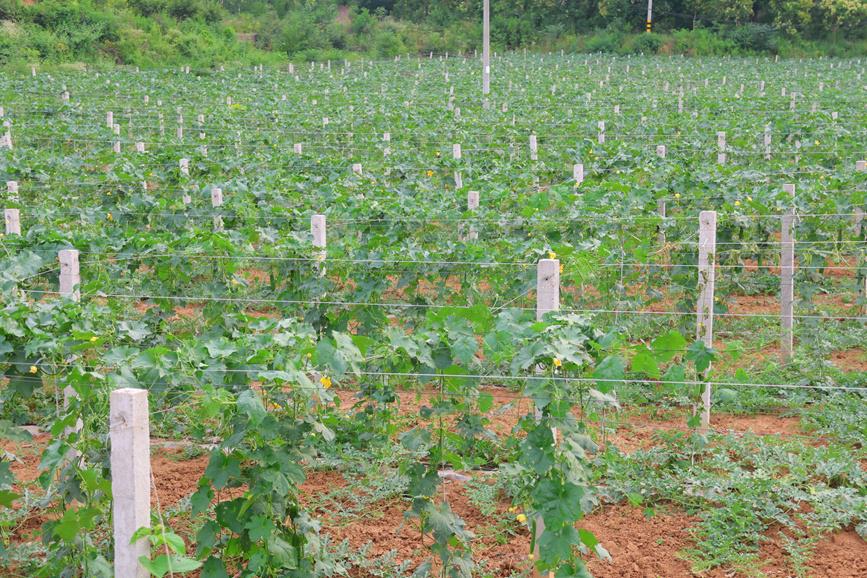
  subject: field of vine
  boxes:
[0,54,865,578]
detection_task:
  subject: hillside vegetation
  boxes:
[0,0,865,68]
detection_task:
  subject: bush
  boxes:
[670,28,739,56]
[723,23,778,53]
[624,32,663,54]
[583,30,623,53]
[373,27,405,57]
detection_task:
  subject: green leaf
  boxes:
[200,556,229,578]
[477,392,493,413]
[631,349,660,379]
[685,340,715,374]
[139,554,202,578]
[245,514,274,542]
[578,528,598,548]
[0,490,19,508]
[651,330,687,363]
[237,389,266,426]
[593,355,624,393]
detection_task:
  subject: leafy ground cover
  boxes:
[0,54,864,577]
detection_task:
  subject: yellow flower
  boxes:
[320,376,332,389]
[516,513,527,523]
[547,251,556,260]
[674,193,681,199]
[29,365,38,374]
[734,200,741,207]
[89,336,98,343]
[435,151,441,158]
[527,553,535,561]
[747,196,753,202]
[508,506,516,513]
[553,358,562,368]
[814,140,820,146]
[559,263,564,274]
[426,170,433,177]
[106,212,113,221]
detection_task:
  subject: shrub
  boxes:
[723,23,778,53]
[625,32,663,54]
[583,30,623,53]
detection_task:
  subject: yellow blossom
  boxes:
[674,193,681,199]
[547,251,556,260]
[747,196,753,202]
[527,553,535,561]
[320,376,332,389]
[734,200,741,207]
[516,513,527,523]
[559,263,564,274]
[426,170,434,177]
[89,336,98,343]
[29,365,38,374]
[553,358,562,368]
[106,212,113,221]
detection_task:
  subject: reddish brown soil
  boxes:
[239,268,270,285]
[728,294,778,315]
[171,303,203,320]
[828,348,867,372]
[807,530,867,577]
[602,411,804,454]
[581,505,704,577]
[332,386,531,437]
[824,256,857,278]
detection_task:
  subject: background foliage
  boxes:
[0,0,865,67]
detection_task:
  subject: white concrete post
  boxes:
[482,0,490,97]
[211,187,223,231]
[573,163,584,186]
[113,141,121,154]
[533,258,559,564]
[6,180,18,201]
[311,214,326,250]
[598,121,606,144]
[763,125,771,160]
[656,145,666,158]
[696,211,716,429]
[454,171,463,189]
[352,163,363,176]
[5,209,20,235]
[135,142,145,153]
[110,388,151,578]
[657,200,666,252]
[453,143,462,160]
[717,132,726,165]
[59,249,80,302]
[857,160,866,172]
[311,213,326,274]
[781,184,796,362]
[106,111,113,129]
[467,191,479,241]
[529,134,538,161]
[294,143,303,155]
[536,259,559,321]
[179,158,189,177]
